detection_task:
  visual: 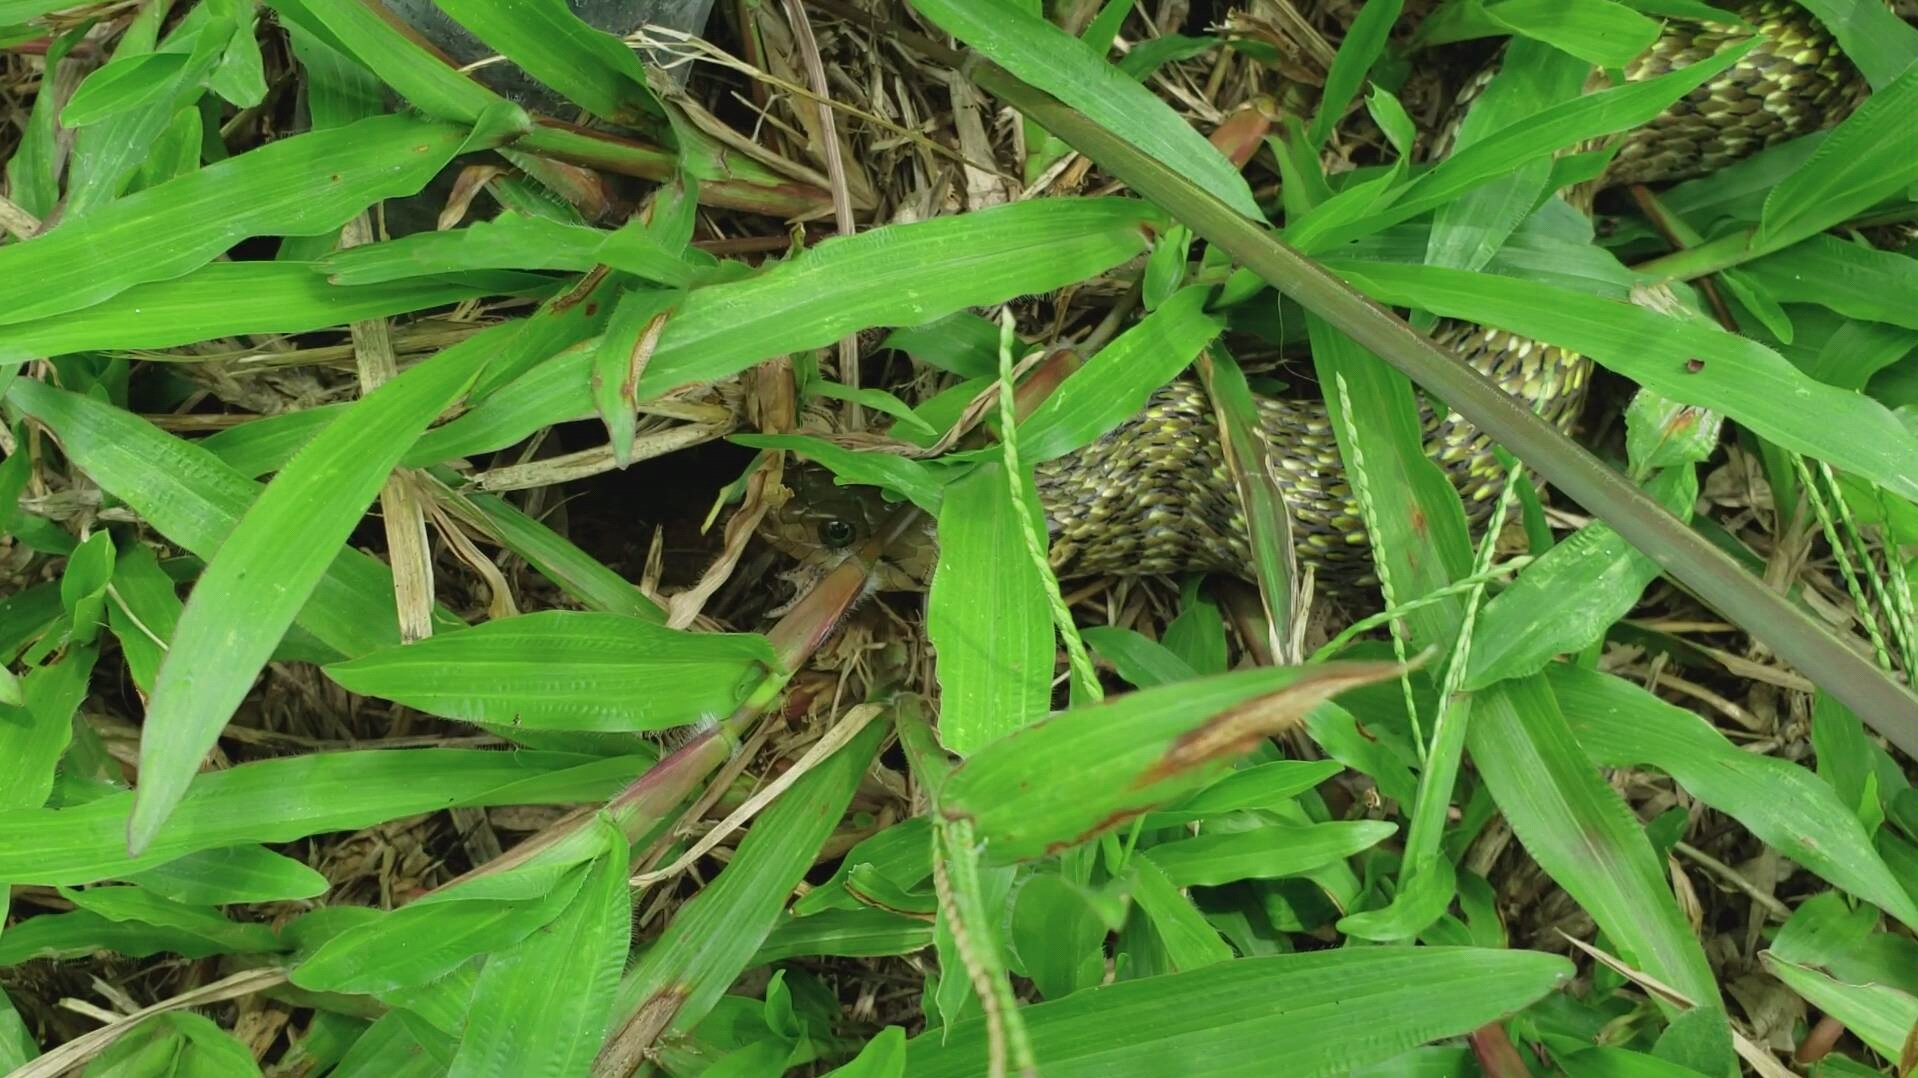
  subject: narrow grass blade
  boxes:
[5,380,422,656]
[449,817,632,1078]
[606,721,885,1053]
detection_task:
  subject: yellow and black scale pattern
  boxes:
[1031,0,1873,587]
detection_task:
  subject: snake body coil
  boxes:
[772,1,1874,590]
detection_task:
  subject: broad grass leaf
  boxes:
[324,611,774,732]
[1142,819,1397,887]
[0,113,474,327]
[905,946,1572,1078]
[1763,953,1918,1062]
[1467,467,1697,687]
[431,0,664,128]
[293,863,590,995]
[926,463,1052,756]
[938,661,1410,864]
[1738,235,1918,330]
[128,336,485,852]
[1756,59,1918,253]
[1482,0,1661,67]
[0,647,96,812]
[1332,261,1918,503]
[751,908,934,966]
[413,198,1161,463]
[1122,853,1232,973]
[0,262,555,363]
[0,749,649,885]
[1466,678,1720,1009]
[122,846,329,906]
[64,10,236,216]
[5,387,428,669]
[266,0,507,122]
[1422,40,1590,286]
[1017,284,1224,462]
[60,50,188,127]
[317,213,707,288]
[1552,665,1918,931]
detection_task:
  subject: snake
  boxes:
[760,0,1876,594]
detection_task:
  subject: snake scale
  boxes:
[764,0,1876,592]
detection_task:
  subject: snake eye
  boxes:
[819,518,858,549]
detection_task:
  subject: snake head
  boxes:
[760,462,939,592]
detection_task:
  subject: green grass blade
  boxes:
[1142,820,1397,887]
[0,262,555,363]
[926,463,1052,757]
[1737,235,1918,330]
[910,0,1259,219]
[4,381,421,656]
[608,720,886,1048]
[0,748,650,884]
[1554,665,1918,930]
[938,662,1407,864]
[431,0,665,129]
[323,611,774,733]
[1793,0,1918,88]
[449,818,631,1078]
[1466,468,1697,687]
[1331,261,1918,503]
[905,946,1572,1078]
[1016,284,1223,462]
[1755,59,1918,252]
[414,197,1160,463]
[0,113,476,327]
[128,344,485,853]
[1467,678,1720,1009]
